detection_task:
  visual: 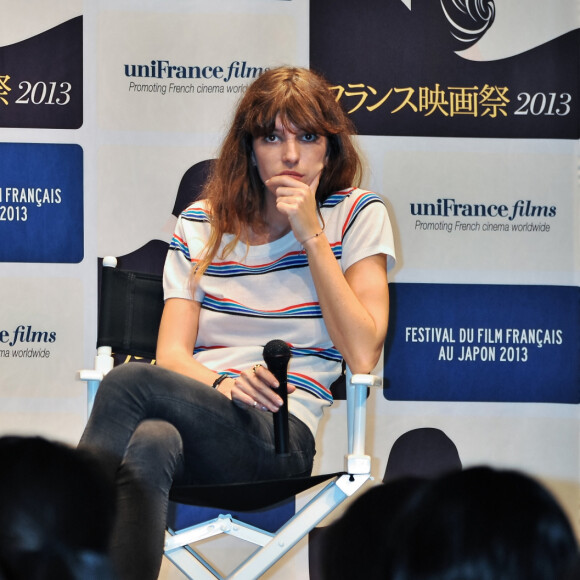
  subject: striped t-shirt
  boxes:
[163,187,396,436]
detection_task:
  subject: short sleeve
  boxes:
[163,214,201,302]
[340,194,396,272]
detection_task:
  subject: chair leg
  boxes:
[231,474,370,579]
[163,474,371,580]
[165,539,223,580]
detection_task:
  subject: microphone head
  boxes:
[263,339,291,363]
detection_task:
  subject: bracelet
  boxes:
[212,374,228,389]
[300,230,324,246]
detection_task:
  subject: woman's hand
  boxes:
[217,365,297,412]
[265,172,322,244]
[158,300,297,412]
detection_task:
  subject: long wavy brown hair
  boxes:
[193,66,362,279]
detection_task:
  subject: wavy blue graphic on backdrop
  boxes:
[383,283,580,403]
[0,16,82,129]
[0,143,83,263]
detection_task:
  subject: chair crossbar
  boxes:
[166,514,274,551]
[166,545,223,580]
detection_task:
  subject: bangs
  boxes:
[242,82,338,138]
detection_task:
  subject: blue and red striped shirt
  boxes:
[163,188,395,435]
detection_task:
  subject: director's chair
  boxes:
[79,256,381,579]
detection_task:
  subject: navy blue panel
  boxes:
[0,143,83,263]
[167,498,295,535]
[384,283,580,403]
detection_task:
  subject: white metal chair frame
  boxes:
[79,256,381,580]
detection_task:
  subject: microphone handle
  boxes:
[268,358,290,455]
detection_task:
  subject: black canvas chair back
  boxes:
[97,266,164,360]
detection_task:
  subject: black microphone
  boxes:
[263,339,291,456]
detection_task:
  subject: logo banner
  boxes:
[0,16,82,129]
[0,143,83,263]
[310,1,579,138]
[384,283,580,403]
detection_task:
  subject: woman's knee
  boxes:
[124,420,184,480]
[132,420,182,455]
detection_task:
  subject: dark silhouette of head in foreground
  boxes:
[319,466,578,580]
[0,436,116,579]
[384,466,578,580]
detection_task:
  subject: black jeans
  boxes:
[78,363,315,580]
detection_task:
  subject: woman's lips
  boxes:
[277,171,303,178]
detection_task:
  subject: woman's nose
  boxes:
[282,138,299,164]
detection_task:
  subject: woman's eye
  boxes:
[302,133,318,142]
[264,134,279,143]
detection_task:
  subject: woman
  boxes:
[79,66,396,579]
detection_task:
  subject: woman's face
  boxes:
[252,115,328,189]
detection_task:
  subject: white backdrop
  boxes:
[0,1,578,578]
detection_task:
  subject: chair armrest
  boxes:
[78,369,105,381]
[345,371,382,475]
[350,374,382,387]
[78,346,115,418]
